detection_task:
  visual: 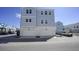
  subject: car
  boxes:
[61,33,73,37]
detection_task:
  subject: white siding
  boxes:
[36,8,55,26]
[20,7,56,37]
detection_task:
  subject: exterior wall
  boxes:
[20,7,37,36]
[65,23,79,33]
[20,7,56,37]
[20,26,56,36]
[21,7,36,27]
[36,8,55,36]
[36,8,55,26]
[36,26,56,36]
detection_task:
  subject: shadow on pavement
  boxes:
[0,35,50,43]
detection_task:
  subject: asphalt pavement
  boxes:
[0,35,79,51]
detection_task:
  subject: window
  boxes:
[74,26,75,28]
[26,9,28,14]
[41,11,43,15]
[45,20,48,24]
[63,28,64,30]
[29,19,31,22]
[77,26,78,28]
[26,19,32,22]
[26,9,32,14]
[29,9,32,14]
[26,19,28,22]
[45,11,47,15]
[49,11,51,15]
[41,20,43,24]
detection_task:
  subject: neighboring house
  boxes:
[56,21,64,34]
[65,22,79,33]
[20,7,56,38]
[0,23,6,34]
[0,23,16,34]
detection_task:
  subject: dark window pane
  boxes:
[26,19,28,22]
[49,11,51,15]
[29,19,31,22]
[45,20,47,24]
[26,9,28,14]
[77,26,78,28]
[45,11,47,15]
[29,9,32,14]
[41,20,43,24]
[74,26,75,28]
[41,11,43,15]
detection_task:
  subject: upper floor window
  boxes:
[26,9,32,14]
[77,26,78,28]
[26,9,28,14]
[74,26,75,28]
[29,9,32,14]
[41,11,43,15]
[45,11,47,15]
[49,11,51,15]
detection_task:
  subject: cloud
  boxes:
[16,13,21,19]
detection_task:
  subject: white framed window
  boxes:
[41,20,43,24]
[49,11,51,15]
[26,9,32,14]
[26,9,28,14]
[26,19,32,22]
[29,9,32,14]
[41,11,43,15]
[45,11,47,15]
[26,19,28,22]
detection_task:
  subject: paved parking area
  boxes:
[0,35,79,51]
[0,34,16,38]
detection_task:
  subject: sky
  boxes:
[0,7,79,28]
[55,7,79,25]
[0,7,21,28]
